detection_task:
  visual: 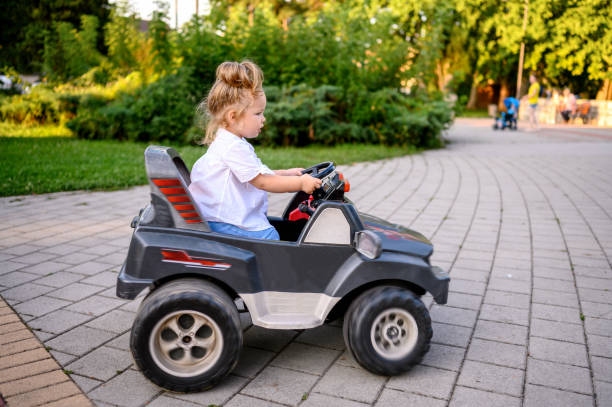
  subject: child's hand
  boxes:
[300,174,322,194]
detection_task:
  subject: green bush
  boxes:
[67,68,200,143]
[0,88,62,124]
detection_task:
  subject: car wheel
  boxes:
[343,286,431,376]
[130,278,242,392]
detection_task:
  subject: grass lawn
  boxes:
[0,124,418,197]
[458,108,490,118]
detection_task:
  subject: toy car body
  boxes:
[117,146,450,392]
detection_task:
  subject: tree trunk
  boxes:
[498,80,509,110]
[466,73,479,109]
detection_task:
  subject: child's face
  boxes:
[231,93,266,139]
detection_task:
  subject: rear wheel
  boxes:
[130,279,242,392]
[343,286,431,376]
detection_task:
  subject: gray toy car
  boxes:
[117,146,450,392]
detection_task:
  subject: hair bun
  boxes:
[216,61,262,91]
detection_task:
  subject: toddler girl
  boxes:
[189,61,321,240]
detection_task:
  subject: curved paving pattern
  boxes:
[1,119,611,406]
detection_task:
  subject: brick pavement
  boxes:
[1,118,611,406]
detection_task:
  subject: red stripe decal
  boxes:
[185,219,203,223]
[179,212,200,218]
[153,178,181,187]
[161,249,230,269]
[160,187,185,195]
[173,204,195,211]
[168,196,191,203]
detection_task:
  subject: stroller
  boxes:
[493,97,519,130]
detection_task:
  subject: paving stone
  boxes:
[533,277,577,293]
[527,357,592,394]
[479,303,529,326]
[484,290,530,309]
[457,360,524,397]
[313,364,386,404]
[524,384,593,407]
[36,271,85,288]
[85,309,135,334]
[578,288,612,305]
[529,337,589,367]
[19,261,70,276]
[531,303,582,324]
[533,266,574,281]
[48,282,104,301]
[445,292,482,310]
[270,342,340,375]
[67,346,132,381]
[0,347,49,370]
[592,355,612,382]
[301,392,369,407]
[81,271,119,287]
[0,369,69,398]
[375,388,445,407]
[50,349,77,366]
[595,380,612,407]
[54,253,99,266]
[448,267,488,282]
[65,295,125,317]
[449,386,521,407]
[242,365,319,405]
[431,322,472,348]
[10,251,57,265]
[576,276,612,291]
[41,243,83,255]
[474,319,528,346]
[387,364,457,400]
[225,394,284,407]
[65,261,112,276]
[106,332,130,350]
[14,295,71,317]
[581,301,612,319]
[295,324,345,350]
[466,338,526,369]
[243,326,298,352]
[421,343,465,371]
[0,282,55,302]
[29,309,92,334]
[449,279,487,296]
[167,374,247,405]
[232,346,276,378]
[0,261,25,275]
[530,318,585,344]
[488,277,531,294]
[46,326,116,356]
[533,289,580,308]
[88,369,160,407]
[1,270,39,287]
[430,305,477,328]
[147,395,203,407]
[588,334,612,358]
[72,374,103,392]
[6,380,82,407]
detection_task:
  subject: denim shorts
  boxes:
[208,222,280,240]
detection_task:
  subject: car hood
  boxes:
[359,213,433,259]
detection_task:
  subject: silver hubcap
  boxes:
[370,308,418,360]
[149,310,223,377]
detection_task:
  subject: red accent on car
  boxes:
[160,249,230,269]
[185,219,203,223]
[153,178,181,187]
[173,204,195,211]
[344,179,350,192]
[179,212,199,218]
[160,187,186,195]
[167,196,191,203]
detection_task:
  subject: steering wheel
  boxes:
[301,161,335,179]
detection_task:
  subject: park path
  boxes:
[1,118,611,407]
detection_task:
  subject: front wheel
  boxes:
[343,286,432,376]
[130,279,242,392]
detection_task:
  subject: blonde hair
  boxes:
[197,61,264,144]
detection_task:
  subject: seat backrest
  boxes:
[143,146,209,231]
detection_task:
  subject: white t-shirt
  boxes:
[189,128,274,231]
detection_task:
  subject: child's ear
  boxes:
[224,109,237,125]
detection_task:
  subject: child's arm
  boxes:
[250,174,321,194]
[273,168,304,176]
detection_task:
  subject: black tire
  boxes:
[343,286,432,376]
[130,278,242,392]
